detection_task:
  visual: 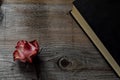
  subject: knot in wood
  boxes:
[58,56,77,71]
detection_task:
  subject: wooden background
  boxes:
[0,0,119,80]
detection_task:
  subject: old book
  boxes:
[71,0,120,77]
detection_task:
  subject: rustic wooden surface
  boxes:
[0,0,119,80]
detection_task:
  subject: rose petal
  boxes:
[13,50,25,61]
[16,40,26,48]
[13,40,39,63]
[30,40,39,49]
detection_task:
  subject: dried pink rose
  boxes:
[13,40,39,63]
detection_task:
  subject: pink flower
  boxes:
[13,40,39,63]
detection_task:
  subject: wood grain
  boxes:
[4,0,73,4]
[0,0,119,80]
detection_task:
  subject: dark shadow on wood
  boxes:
[33,53,43,80]
[17,61,38,80]
[0,0,3,6]
[17,49,44,80]
[0,0,3,26]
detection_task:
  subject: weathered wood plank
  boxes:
[0,0,119,80]
[4,0,73,4]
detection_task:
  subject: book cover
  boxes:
[71,0,120,77]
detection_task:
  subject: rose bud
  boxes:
[13,40,39,63]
